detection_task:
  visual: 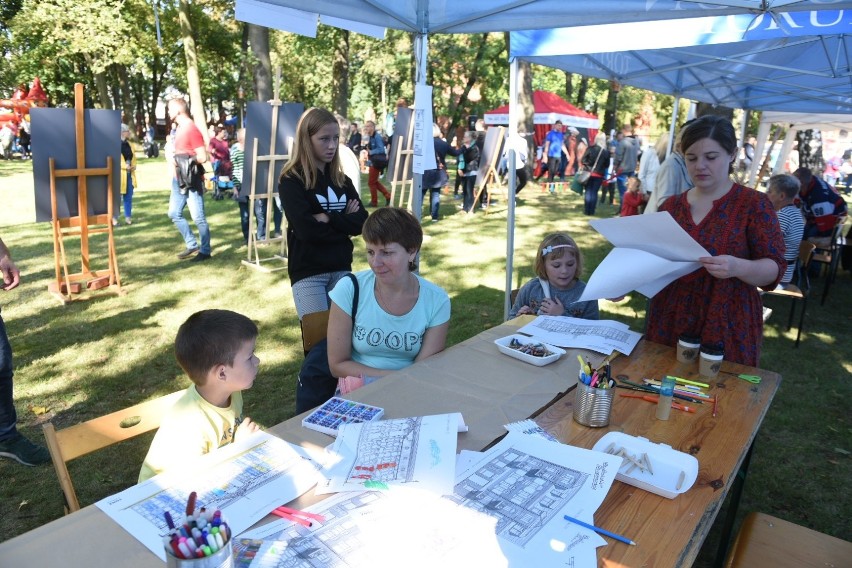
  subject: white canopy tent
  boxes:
[751,111,852,186]
[234,0,851,318]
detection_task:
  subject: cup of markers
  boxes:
[573,356,616,428]
[164,492,233,568]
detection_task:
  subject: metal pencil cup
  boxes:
[573,381,614,427]
[166,539,233,568]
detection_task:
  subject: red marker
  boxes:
[186,491,197,517]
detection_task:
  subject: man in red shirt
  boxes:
[168,97,211,261]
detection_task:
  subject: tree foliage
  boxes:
[0,4,704,146]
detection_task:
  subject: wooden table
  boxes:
[535,339,781,567]
[0,320,780,568]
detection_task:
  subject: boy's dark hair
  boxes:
[175,310,258,385]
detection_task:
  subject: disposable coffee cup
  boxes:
[699,345,724,379]
[166,539,233,568]
[573,380,614,428]
[676,335,701,364]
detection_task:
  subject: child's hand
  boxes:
[539,297,564,316]
[516,305,534,316]
[237,417,261,438]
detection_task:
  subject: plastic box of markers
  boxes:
[301,397,384,437]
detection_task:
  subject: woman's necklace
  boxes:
[376,274,418,315]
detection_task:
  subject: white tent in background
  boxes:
[234,0,851,318]
[751,112,852,186]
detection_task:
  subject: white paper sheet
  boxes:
[95,431,319,561]
[412,84,436,174]
[448,432,620,567]
[241,432,623,567]
[579,211,711,301]
[316,413,459,496]
[517,315,642,355]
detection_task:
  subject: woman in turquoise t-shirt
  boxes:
[327,208,451,380]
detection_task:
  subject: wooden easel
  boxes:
[473,126,506,214]
[388,117,416,210]
[243,70,289,273]
[48,83,121,304]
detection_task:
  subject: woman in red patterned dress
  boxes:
[646,116,785,366]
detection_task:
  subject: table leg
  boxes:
[713,443,754,568]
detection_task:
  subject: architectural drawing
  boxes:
[347,417,421,485]
[249,492,385,567]
[129,438,301,535]
[531,317,632,343]
[319,413,457,495]
[96,432,319,561]
[447,446,589,548]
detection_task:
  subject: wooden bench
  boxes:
[724,512,852,568]
[42,390,183,513]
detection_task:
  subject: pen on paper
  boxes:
[563,514,636,546]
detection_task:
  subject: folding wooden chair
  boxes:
[724,512,852,568]
[763,241,816,347]
[300,310,329,354]
[42,390,183,513]
[809,218,846,305]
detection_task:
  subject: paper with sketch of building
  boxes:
[316,413,459,496]
[447,431,621,566]
[517,315,642,355]
[95,431,319,561]
[578,211,711,301]
[244,489,507,568]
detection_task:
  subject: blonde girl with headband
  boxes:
[509,233,599,319]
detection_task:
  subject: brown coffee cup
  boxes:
[699,345,724,378]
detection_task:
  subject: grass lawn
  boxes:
[0,156,849,566]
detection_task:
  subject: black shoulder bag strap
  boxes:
[346,273,359,323]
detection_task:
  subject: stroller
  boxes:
[143,132,159,158]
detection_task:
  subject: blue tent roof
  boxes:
[511,10,852,114]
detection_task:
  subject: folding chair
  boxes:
[809,218,846,305]
[300,310,329,354]
[763,241,816,347]
[724,512,852,568]
[42,390,183,513]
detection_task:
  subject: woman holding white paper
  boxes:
[645,115,785,366]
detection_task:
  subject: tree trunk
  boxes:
[564,71,573,102]
[797,129,823,172]
[116,64,136,141]
[445,33,489,135]
[85,53,112,109]
[332,29,349,118]
[696,102,734,122]
[178,0,208,143]
[149,53,165,132]
[248,24,272,101]
[577,76,588,107]
[517,59,535,170]
[604,84,618,137]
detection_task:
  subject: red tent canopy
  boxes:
[484,90,599,147]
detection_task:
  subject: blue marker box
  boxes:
[301,397,384,437]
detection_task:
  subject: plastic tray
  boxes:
[494,334,566,367]
[592,431,698,498]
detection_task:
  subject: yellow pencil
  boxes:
[667,375,710,389]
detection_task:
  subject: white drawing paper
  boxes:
[579,211,711,301]
[95,431,319,561]
[412,84,436,174]
[242,433,622,567]
[517,315,642,355]
[447,432,620,566]
[316,413,459,496]
[245,490,508,568]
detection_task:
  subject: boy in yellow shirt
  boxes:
[139,310,261,483]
